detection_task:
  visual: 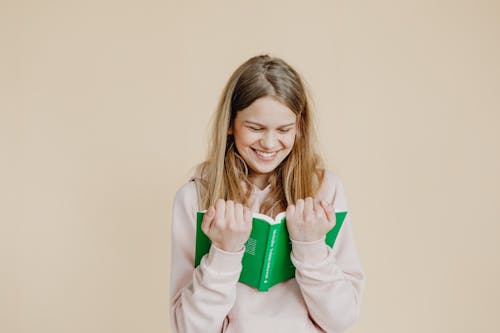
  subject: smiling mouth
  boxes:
[252,148,278,160]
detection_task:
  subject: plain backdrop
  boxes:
[2,0,499,332]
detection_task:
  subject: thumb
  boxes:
[247,195,260,213]
[201,206,215,234]
[320,200,335,223]
[243,206,253,224]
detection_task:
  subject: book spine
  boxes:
[258,224,279,292]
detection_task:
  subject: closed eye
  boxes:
[279,125,297,133]
[248,126,263,132]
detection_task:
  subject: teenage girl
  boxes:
[169,55,364,333]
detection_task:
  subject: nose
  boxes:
[260,131,279,150]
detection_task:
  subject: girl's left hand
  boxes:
[285,197,336,242]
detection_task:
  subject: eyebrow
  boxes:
[244,121,296,128]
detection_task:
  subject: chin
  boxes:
[250,161,282,175]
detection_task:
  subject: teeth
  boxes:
[255,150,276,158]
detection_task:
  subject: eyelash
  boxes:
[248,127,292,133]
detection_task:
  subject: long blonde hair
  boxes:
[198,55,324,216]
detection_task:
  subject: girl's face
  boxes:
[230,96,297,188]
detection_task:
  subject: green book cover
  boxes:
[194,210,347,292]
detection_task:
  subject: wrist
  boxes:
[291,237,329,264]
[289,232,325,243]
[212,241,245,253]
[204,244,245,273]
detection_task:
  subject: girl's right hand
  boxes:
[201,199,253,252]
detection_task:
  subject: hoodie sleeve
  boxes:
[169,181,244,333]
[290,172,365,333]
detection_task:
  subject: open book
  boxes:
[194,210,347,292]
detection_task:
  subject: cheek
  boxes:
[283,133,296,149]
[234,129,259,146]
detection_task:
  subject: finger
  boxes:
[320,200,335,224]
[215,199,226,228]
[295,199,304,216]
[243,206,252,224]
[201,206,215,234]
[225,200,235,225]
[235,202,244,224]
[313,199,325,219]
[304,197,314,217]
[286,204,295,218]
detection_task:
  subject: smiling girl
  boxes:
[169,55,364,333]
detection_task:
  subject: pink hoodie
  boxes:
[169,170,364,333]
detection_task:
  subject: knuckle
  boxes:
[228,221,237,231]
[304,215,315,224]
[212,220,222,230]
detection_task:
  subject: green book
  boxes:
[194,210,347,292]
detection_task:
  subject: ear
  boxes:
[228,126,233,135]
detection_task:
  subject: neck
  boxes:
[249,174,270,190]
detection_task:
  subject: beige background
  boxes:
[2,0,499,332]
